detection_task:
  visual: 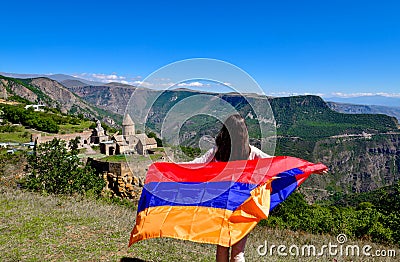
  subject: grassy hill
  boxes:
[67,83,398,140]
[0,102,94,137]
[271,95,398,139]
[83,87,399,197]
[0,75,121,125]
[135,91,398,144]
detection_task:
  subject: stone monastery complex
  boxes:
[31,114,157,156]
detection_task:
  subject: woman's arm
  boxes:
[249,145,272,159]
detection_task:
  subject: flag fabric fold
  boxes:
[129,156,327,247]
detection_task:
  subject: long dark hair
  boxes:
[215,114,250,162]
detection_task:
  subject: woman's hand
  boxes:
[315,167,329,175]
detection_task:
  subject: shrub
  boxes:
[23,138,105,195]
[263,191,397,245]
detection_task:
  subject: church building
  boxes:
[100,114,157,156]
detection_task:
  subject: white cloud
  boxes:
[72,73,178,88]
[73,73,141,86]
[264,91,400,99]
[304,92,325,97]
[132,80,154,88]
[90,73,125,81]
[330,92,400,98]
[177,81,208,87]
[72,74,230,90]
[267,91,325,97]
[154,77,171,81]
[131,80,176,88]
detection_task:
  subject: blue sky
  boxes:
[1,0,399,98]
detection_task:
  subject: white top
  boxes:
[188,145,271,164]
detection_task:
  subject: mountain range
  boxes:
[1,73,399,200]
[0,72,104,86]
[0,74,121,125]
[325,95,400,108]
[326,101,400,121]
[3,72,400,119]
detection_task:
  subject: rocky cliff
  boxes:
[300,133,400,201]
[67,84,135,115]
[0,77,38,102]
[327,101,400,121]
[0,75,118,122]
[29,77,95,114]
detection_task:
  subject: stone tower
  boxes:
[122,114,135,137]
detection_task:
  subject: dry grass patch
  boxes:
[0,187,216,261]
[1,187,398,261]
[0,187,134,261]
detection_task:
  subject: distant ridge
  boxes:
[46,74,103,86]
[0,72,103,86]
[325,95,400,108]
[60,79,89,88]
[104,82,136,88]
[327,101,400,121]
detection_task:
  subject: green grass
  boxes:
[0,122,93,144]
[149,154,164,161]
[99,154,150,163]
[150,147,165,153]
[0,132,31,143]
[100,154,128,162]
[0,126,31,143]
[58,120,94,134]
[1,187,398,261]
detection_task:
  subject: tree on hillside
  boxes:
[147,131,163,147]
[0,104,59,133]
[24,138,104,195]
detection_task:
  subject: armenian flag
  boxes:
[129,156,327,247]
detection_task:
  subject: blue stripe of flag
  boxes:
[270,168,303,211]
[137,168,304,213]
[137,181,257,213]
